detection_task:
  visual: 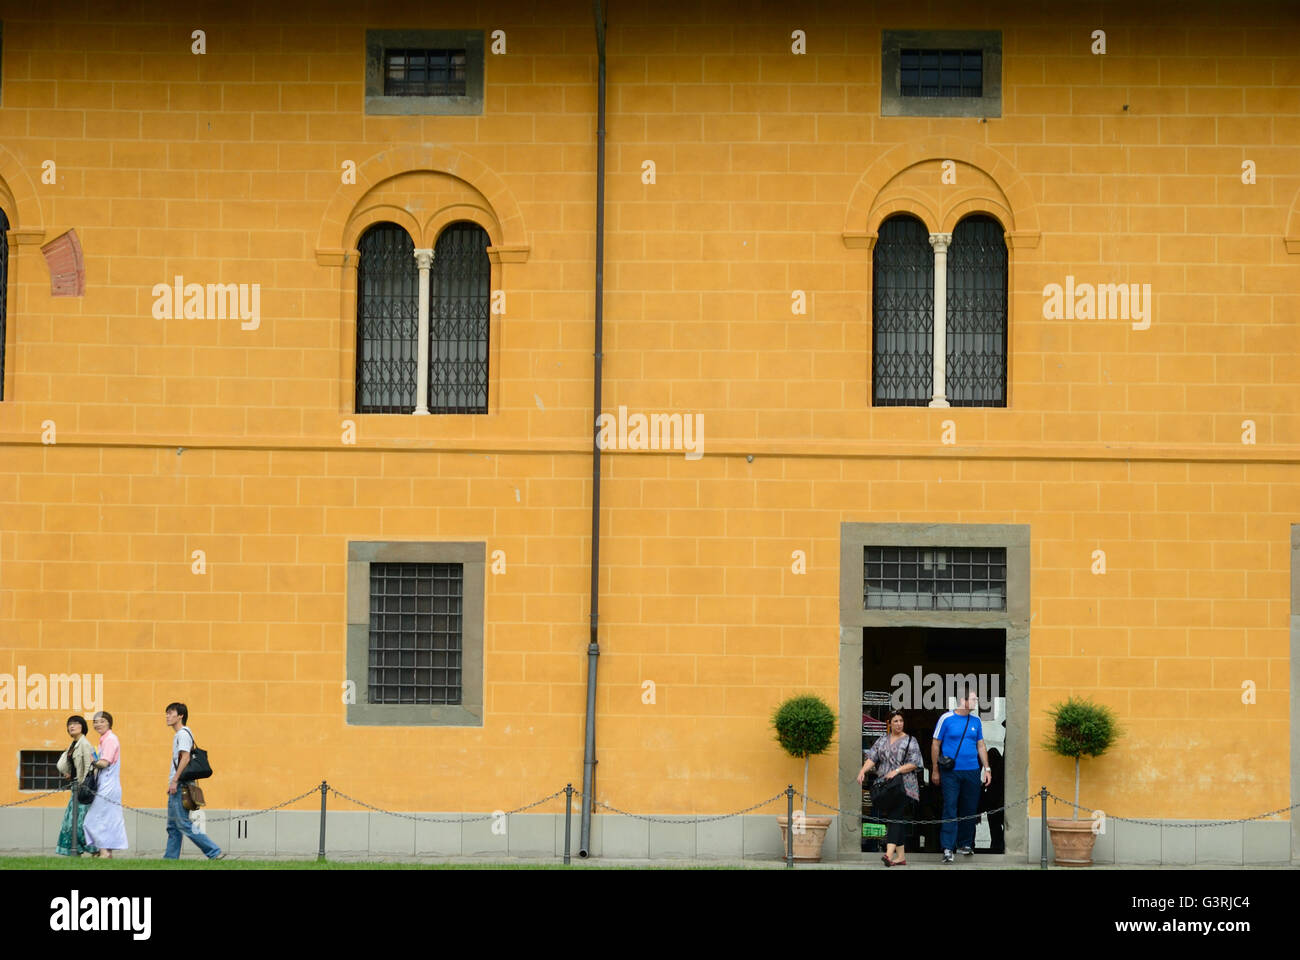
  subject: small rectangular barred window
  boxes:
[864,546,1006,610]
[899,49,982,97]
[368,562,464,704]
[384,48,467,97]
[20,750,65,791]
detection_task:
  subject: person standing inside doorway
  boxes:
[931,687,991,863]
[164,702,224,860]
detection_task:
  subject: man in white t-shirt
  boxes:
[163,702,223,860]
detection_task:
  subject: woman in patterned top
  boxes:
[857,710,923,866]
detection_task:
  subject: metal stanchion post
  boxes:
[317,781,328,862]
[70,781,80,857]
[1039,786,1048,869]
[564,784,574,865]
[785,785,794,869]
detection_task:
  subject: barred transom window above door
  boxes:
[871,212,1007,408]
[355,220,491,414]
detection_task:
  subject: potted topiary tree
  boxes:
[772,694,836,861]
[1043,696,1120,866]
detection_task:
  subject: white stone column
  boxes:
[413,248,434,415]
[928,232,952,408]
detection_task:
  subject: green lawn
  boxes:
[0,856,581,870]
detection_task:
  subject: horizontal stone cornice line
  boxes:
[1,433,1299,466]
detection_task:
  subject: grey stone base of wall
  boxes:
[1028,818,1293,865]
[0,808,838,860]
[3,807,1289,863]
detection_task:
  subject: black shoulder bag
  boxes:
[869,735,915,807]
[937,716,972,772]
[76,748,99,805]
[178,727,213,782]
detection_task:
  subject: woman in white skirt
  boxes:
[84,711,128,857]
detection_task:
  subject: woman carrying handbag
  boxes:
[856,710,923,866]
[54,715,99,857]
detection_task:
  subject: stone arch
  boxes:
[869,198,941,236]
[347,204,422,251]
[843,136,1039,250]
[316,144,528,264]
[424,205,500,250]
[942,193,1014,235]
[0,144,44,237]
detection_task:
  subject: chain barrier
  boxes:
[0,788,65,808]
[592,790,791,825]
[327,785,574,824]
[799,790,1034,825]
[1044,791,1300,828]
[14,782,1296,843]
[84,785,322,822]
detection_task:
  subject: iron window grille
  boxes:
[429,222,491,414]
[355,223,419,413]
[872,215,934,406]
[368,562,463,705]
[946,215,1008,407]
[20,749,65,791]
[900,49,982,97]
[384,48,468,97]
[864,546,1007,610]
[0,206,7,401]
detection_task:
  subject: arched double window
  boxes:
[355,220,491,414]
[872,212,1007,407]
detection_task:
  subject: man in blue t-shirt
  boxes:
[930,688,992,862]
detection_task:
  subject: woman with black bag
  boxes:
[54,715,98,857]
[856,710,923,866]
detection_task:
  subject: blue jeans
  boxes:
[164,790,222,859]
[940,768,981,852]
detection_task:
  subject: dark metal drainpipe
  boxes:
[579,0,607,859]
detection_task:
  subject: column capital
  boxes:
[928,233,952,252]
[413,248,434,270]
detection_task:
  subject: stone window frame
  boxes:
[346,541,485,726]
[365,29,485,116]
[881,30,1003,118]
[838,522,1029,857]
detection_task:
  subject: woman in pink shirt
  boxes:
[83,711,129,857]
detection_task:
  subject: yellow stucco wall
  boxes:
[0,2,1296,824]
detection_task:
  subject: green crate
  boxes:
[862,822,887,838]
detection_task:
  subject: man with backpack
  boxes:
[163,702,224,860]
[931,687,992,864]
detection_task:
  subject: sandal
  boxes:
[880,854,892,866]
[890,858,907,866]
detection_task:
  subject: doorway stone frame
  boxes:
[839,522,1031,858]
[1291,525,1299,863]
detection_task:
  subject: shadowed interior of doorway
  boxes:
[862,626,1006,855]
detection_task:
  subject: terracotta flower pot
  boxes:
[1046,817,1098,866]
[775,814,833,862]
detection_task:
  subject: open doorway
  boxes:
[861,626,1006,855]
